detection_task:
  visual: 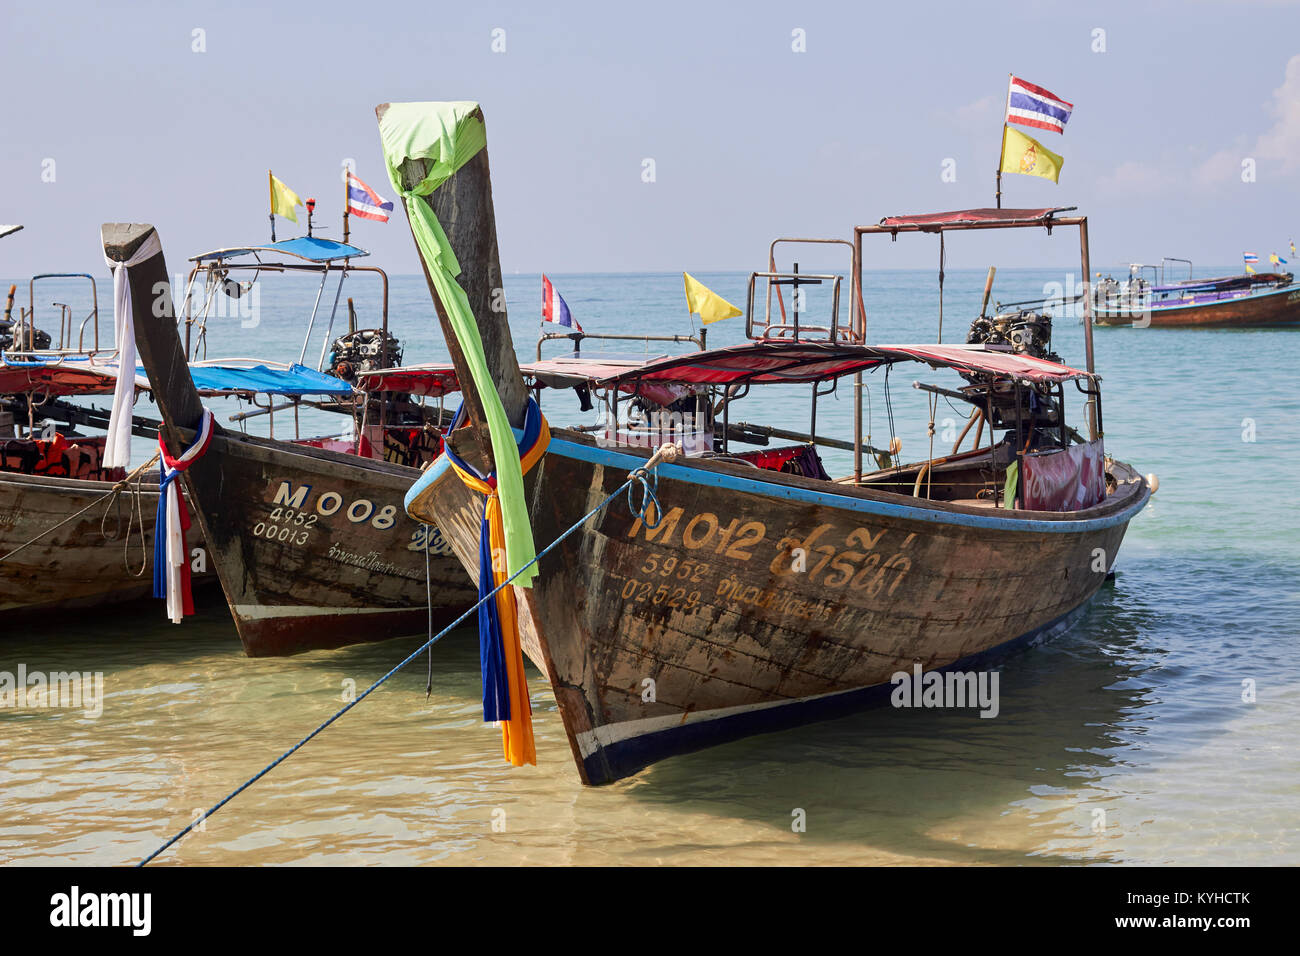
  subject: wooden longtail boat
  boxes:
[107,225,485,657]
[1093,258,1300,327]
[378,104,1152,785]
[1,264,188,616]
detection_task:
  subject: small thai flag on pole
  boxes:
[541,274,582,332]
[1006,76,1073,134]
[346,171,393,223]
[1244,253,1259,264]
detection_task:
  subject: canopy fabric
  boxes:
[181,362,354,397]
[874,343,1093,384]
[0,355,352,398]
[0,357,118,397]
[523,358,689,407]
[871,207,1075,232]
[190,236,368,263]
[584,341,1092,389]
[355,363,460,397]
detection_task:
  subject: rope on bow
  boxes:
[137,438,683,866]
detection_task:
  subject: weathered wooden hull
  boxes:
[106,221,479,658]
[0,471,207,615]
[415,428,1150,785]
[1095,284,1300,327]
[173,430,476,657]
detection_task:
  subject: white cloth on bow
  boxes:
[102,230,163,469]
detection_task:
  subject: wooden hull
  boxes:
[176,430,477,657]
[415,428,1150,785]
[1095,284,1300,327]
[0,471,211,615]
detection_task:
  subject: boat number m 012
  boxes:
[271,482,399,530]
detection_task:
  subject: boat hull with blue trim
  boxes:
[414,426,1150,786]
[1095,277,1300,327]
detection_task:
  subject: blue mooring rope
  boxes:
[138,461,665,866]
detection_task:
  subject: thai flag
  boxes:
[1006,76,1073,135]
[1244,253,1259,264]
[346,171,393,223]
[541,274,582,332]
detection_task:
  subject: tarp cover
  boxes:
[585,341,1092,388]
[355,363,460,397]
[0,356,352,397]
[179,362,354,396]
[190,236,368,263]
[873,207,1074,231]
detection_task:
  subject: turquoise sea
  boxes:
[1,263,1297,865]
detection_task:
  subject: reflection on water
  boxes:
[2,270,1298,865]
[2,550,1295,865]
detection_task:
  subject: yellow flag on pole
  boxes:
[269,172,303,222]
[684,273,742,325]
[999,126,1064,184]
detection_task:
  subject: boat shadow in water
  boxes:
[613,572,1170,865]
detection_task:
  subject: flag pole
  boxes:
[342,168,351,246]
[268,170,278,243]
[996,74,1012,208]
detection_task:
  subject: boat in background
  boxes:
[1094,257,1300,327]
[378,102,1152,788]
[113,228,480,657]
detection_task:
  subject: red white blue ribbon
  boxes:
[153,408,215,623]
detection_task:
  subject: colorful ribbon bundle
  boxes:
[442,397,550,767]
[153,409,215,623]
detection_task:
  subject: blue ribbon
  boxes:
[443,397,545,722]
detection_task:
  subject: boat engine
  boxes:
[967,309,1060,364]
[326,329,403,382]
[0,319,52,352]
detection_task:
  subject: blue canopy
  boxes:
[136,362,354,397]
[191,236,368,263]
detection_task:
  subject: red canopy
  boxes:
[0,362,118,397]
[591,341,1092,388]
[874,343,1092,384]
[354,363,460,398]
[868,207,1076,233]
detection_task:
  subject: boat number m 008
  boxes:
[271,482,399,530]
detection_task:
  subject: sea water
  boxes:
[1,266,1296,865]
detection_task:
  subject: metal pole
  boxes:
[853,373,863,482]
[343,170,350,246]
[298,266,330,366]
[1079,218,1098,440]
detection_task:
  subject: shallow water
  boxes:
[2,265,1297,865]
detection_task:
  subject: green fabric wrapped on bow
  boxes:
[379,101,539,587]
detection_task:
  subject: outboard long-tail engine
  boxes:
[967,309,1060,364]
[326,328,403,382]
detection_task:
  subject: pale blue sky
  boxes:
[3,0,1298,277]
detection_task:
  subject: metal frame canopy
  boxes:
[544,339,1093,389]
[853,205,1098,441]
[190,236,369,263]
[864,206,1077,235]
[180,234,388,370]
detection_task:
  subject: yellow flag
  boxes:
[269,172,302,222]
[1000,125,1064,184]
[1246,264,1257,274]
[684,273,742,325]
